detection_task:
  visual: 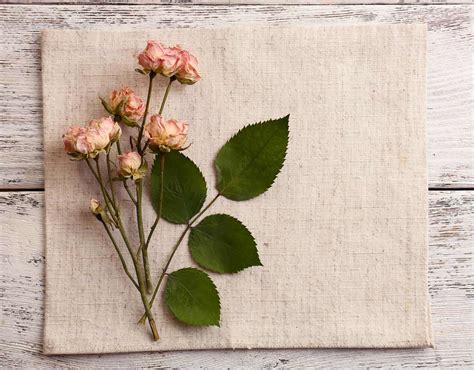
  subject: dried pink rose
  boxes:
[63,126,90,156]
[176,50,201,85]
[63,117,121,159]
[88,116,121,143]
[63,126,100,159]
[144,115,188,152]
[138,40,201,84]
[138,41,184,78]
[85,127,110,156]
[109,86,145,122]
[118,151,146,180]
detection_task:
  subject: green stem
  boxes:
[101,221,139,290]
[107,191,157,338]
[138,193,221,323]
[144,154,165,250]
[87,158,118,225]
[95,158,118,219]
[87,156,157,338]
[189,193,221,225]
[137,73,155,154]
[136,180,152,293]
[106,152,117,208]
[116,140,123,155]
[124,179,137,205]
[158,78,174,115]
[86,158,114,206]
[139,80,173,251]
[136,267,160,341]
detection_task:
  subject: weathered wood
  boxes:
[0,190,472,367]
[0,5,472,189]
[1,0,471,5]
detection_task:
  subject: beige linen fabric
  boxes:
[42,25,432,354]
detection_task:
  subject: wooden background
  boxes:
[0,1,472,368]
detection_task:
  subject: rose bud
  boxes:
[138,41,184,78]
[144,115,188,152]
[109,86,145,124]
[90,198,102,215]
[118,151,147,181]
[90,198,114,225]
[176,50,201,85]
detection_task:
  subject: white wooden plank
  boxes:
[0,190,472,367]
[0,5,472,189]
[1,1,471,5]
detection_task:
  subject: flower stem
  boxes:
[107,198,158,338]
[136,180,152,293]
[158,78,174,116]
[139,80,172,251]
[134,258,160,341]
[86,156,158,338]
[145,153,165,250]
[88,158,119,225]
[106,152,117,208]
[124,179,137,205]
[137,72,155,154]
[86,158,114,208]
[138,193,221,323]
[101,221,139,290]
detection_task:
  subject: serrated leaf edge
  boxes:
[190,213,263,274]
[165,267,221,327]
[215,115,290,201]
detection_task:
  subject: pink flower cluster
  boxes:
[63,39,198,164]
[63,117,121,159]
[138,41,201,85]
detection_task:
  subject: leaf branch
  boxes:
[138,193,220,323]
[145,153,165,250]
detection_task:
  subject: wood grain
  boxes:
[0,5,472,189]
[0,190,472,367]
[1,1,471,5]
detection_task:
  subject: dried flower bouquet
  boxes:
[62,40,290,341]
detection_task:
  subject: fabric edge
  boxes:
[419,24,435,349]
[41,24,434,355]
[43,341,436,356]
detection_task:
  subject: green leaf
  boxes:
[189,214,261,273]
[215,115,289,201]
[151,151,207,224]
[165,267,220,326]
